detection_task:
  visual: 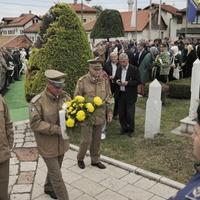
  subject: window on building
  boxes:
[83,18,87,23]
[192,14,200,24]
[3,30,7,35]
[177,17,182,24]
[8,30,15,34]
[35,19,38,23]
[20,30,23,34]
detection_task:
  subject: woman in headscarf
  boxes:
[138,46,159,95]
[182,44,197,78]
[169,45,182,81]
[155,43,171,83]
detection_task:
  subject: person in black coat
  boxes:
[103,52,119,118]
[182,44,197,78]
[114,53,140,137]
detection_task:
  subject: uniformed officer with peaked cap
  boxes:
[74,58,113,169]
[29,69,71,200]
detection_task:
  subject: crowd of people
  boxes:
[1,37,200,200]
[0,48,29,94]
[94,37,200,95]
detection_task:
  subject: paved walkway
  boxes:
[9,120,183,200]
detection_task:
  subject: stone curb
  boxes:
[70,144,185,190]
[13,120,185,191]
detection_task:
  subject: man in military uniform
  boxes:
[29,69,70,200]
[74,58,113,169]
[0,95,13,200]
[168,105,200,200]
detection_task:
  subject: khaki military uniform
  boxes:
[29,85,71,200]
[74,72,113,163]
[0,95,13,200]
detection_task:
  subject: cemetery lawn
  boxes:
[70,97,193,184]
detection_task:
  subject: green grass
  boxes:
[4,76,194,183]
[4,76,28,121]
[69,98,194,183]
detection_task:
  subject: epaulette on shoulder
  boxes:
[63,91,71,99]
[79,75,87,82]
[31,93,42,103]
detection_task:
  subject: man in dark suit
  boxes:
[114,53,140,137]
[103,52,119,118]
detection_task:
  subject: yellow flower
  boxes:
[79,103,84,108]
[76,110,86,121]
[93,96,103,106]
[86,103,95,113]
[75,95,85,103]
[66,101,72,108]
[66,118,75,128]
[67,106,73,113]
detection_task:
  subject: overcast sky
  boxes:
[0,0,187,19]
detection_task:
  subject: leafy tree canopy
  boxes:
[90,9,124,40]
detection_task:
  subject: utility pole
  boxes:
[158,0,162,39]
[185,0,188,38]
[81,0,83,22]
[149,0,152,40]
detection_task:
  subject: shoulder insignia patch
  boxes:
[31,93,41,103]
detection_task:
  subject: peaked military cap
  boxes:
[45,69,66,88]
[87,57,102,69]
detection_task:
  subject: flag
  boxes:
[187,0,200,22]
[130,0,137,28]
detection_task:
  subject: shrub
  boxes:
[25,3,92,101]
[167,78,191,99]
[90,9,124,40]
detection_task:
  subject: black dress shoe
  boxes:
[120,128,128,135]
[128,132,134,137]
[78,160,85,169]
[44,190,58,199]
[91,162,106,169]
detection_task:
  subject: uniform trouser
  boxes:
[43,155,69,200]
[0,159,9,200]
[77,124,103,163]
[118,92,135,133]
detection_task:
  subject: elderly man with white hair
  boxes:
[114,53,140,137]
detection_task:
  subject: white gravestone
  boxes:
[144,79,162,139]
[189,58,200,120]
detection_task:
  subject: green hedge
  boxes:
[167,78,191,99]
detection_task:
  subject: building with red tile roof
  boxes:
[144,3,183,40]
[0,12,41,43]
[84,9,167,41]
[68,3,97,24]
[0,35,32,49]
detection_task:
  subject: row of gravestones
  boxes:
[145,58,200,139]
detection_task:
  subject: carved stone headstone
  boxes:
[179,58,200,134]
[189,58,200,119]
[144,79,162,139]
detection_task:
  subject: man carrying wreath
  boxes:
[29,69,71,200]
[74,58,113,169]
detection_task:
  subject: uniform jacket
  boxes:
[29,89,71,158]
[0,95,13,163]
[114,64,140,104]
[74,72,113,125]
